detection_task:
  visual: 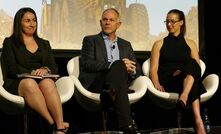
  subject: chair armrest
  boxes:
[0,85,24,105]
[200,74,219,103]
[69,75,100,102]
[0,85,25,114]
[128,76,148,104]
[145,77,179,102]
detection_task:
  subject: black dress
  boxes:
[158,34,206,103]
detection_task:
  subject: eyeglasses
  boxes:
[164,20,180,25]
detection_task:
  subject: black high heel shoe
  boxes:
[50,124,70,134]
[177,99,186,111]
[54,128,69,134]
[176,100,186,128]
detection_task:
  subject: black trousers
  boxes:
[88,60,132,128]
[160,59,206,104]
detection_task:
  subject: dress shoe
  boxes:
[120,124,137,134]
[48,123,72,134]
[177,100,186,111]
[100,89,116,110]
[128,89,135,93]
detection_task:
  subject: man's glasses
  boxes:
[164,20,180,25]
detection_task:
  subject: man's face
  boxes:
[165,13,183,35]
[100,9,121,35]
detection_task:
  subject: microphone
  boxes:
[112,45,115,49]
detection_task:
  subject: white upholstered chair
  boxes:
[0,64,75,133]
[67,56,148,130]
[142,58,219,109]
[67,56,148,111]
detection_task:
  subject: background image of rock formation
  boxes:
[40,0,151,51]
[0,9,12,48]
[0,0,198,51]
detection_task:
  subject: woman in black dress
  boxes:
[149,9,206,134]
[1,7,69,134]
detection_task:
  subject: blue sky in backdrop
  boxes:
[0,0,197,36]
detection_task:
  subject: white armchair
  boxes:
[142,58,219,109]
[67,56,149,112]
[67,56,149,131]
[0,65,75,133]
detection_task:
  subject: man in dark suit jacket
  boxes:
[79,8,141,134]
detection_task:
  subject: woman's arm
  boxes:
[1,38,31,78]
[41,40,58,74]
[150,39,165,92]
[185,38,200,65]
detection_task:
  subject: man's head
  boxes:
[100,8,121,37]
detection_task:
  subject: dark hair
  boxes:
[11,7,38,44]
[168,9,186,35]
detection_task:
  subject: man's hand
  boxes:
[122,58,136,74]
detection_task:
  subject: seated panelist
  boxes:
[79,8,141,134]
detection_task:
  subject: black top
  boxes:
[159,33,191,78]
[26,48,42,70]
[158,34,206,102]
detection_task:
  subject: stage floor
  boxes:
[79,126,221,134]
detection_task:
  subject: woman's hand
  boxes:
[31,68,48,76]
[173,69,181,76]
[154,83,165,92]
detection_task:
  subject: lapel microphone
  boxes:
[112,45,115,49]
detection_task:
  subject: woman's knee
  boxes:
[39,79,57,93]
[19,78,38,88]
[39,78,56,88]
[18,79,40,95]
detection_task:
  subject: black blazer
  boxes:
[1,36,58,91]
[79,32,141,89]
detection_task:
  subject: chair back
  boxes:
[142,58,150,77]
[200,60,206,77]
[67,56,80,77]
[0,65,3,86]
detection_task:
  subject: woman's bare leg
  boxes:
[179,75,194,106]
[192,99,206,134]
[18,78,54,125]
[39,78,68,133]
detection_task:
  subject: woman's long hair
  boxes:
[11,7,39,45]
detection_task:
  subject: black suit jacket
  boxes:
[79,32,141,89]
[1,36,58,91]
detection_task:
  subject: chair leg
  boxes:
[102,111,107,132]
[177,110,182,128]
[24,113,28,134]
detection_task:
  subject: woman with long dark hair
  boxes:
[1,7,69,134]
